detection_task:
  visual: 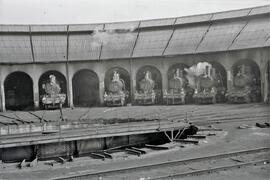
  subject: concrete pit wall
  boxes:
[0,133,162,162]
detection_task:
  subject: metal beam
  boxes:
[29,26,35,62]
[98,24,106,60]
[162,18,177,55]
[130,21,141,58]
[194,14,214,53]
[227,7,253,50]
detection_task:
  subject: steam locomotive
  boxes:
[40,75,66,109]
[193,66,225,104]
[104,71,127,106]
[134,71,156,105]
[227,65,260,103]
[163,69,187,105]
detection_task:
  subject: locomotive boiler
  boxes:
[193,66,219,104]
[227,65,260,103]
[134,71,156,105]
[40,75,66,109]
[163,69,187,105]
[104,71,127,106]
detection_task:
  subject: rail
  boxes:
[54,146,270,180]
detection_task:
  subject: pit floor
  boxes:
[0,103,269,180]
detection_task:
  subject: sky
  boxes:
[0,0,269,24]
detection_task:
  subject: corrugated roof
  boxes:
[132,29,173,57]
[31,25,67,32]
[196,20,248,52]
[249,5,270,15]
[0,5,269,63]
[68,33,101,60]
[164,25,210,55]
[0,25,29,32]
[139,18,175,28]
[0,35,33,62]
[211,8,250,20]
[32,34,67,62]
[100,31,137,59]
[105,21,139,30]
[69,24,104,31]
[175,14,212,24]
[229,17,270,50]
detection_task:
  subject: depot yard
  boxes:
[0,103,268,126]
[0,103,269,180]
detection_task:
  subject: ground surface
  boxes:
[0,103,269,180]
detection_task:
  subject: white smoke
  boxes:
[184,62,212,89]
[91,26,136,48]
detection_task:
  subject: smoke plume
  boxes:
[184,62,212,89]
[91,26,136,48]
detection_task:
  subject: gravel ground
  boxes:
[0,103,269,180]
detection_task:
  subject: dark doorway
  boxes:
[72,69,100,107]
[4,72,34,111]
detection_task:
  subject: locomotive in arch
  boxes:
[134,70,156,105]
[163,68,187,105]
[104,71,128,106]
[227,64,260,103]
[193,65,226,104]
[40,75,66,109]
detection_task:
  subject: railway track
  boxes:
[55,147,270,180]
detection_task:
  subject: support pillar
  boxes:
[68,75,74,108]
[267,63,270,103]
[32,65,40,110]
[0,80,5,112]
[99,73,105,105]
[129,59,136,103]
[226,69,233,93]
[161,69,168,95]
[33,80,39,110]
[131,66,137,103]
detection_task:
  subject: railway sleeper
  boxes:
[174,139,199,144]
[187,135,206,139]
[130,147,147,154]
[103,152,113,159]
[125,148,142,156]
[90,153,106,161]
[198,128,223,131]
[144,144,169,150]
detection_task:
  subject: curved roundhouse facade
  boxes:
[0,5,269,111]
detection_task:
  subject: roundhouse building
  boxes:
[0,5,269,111]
